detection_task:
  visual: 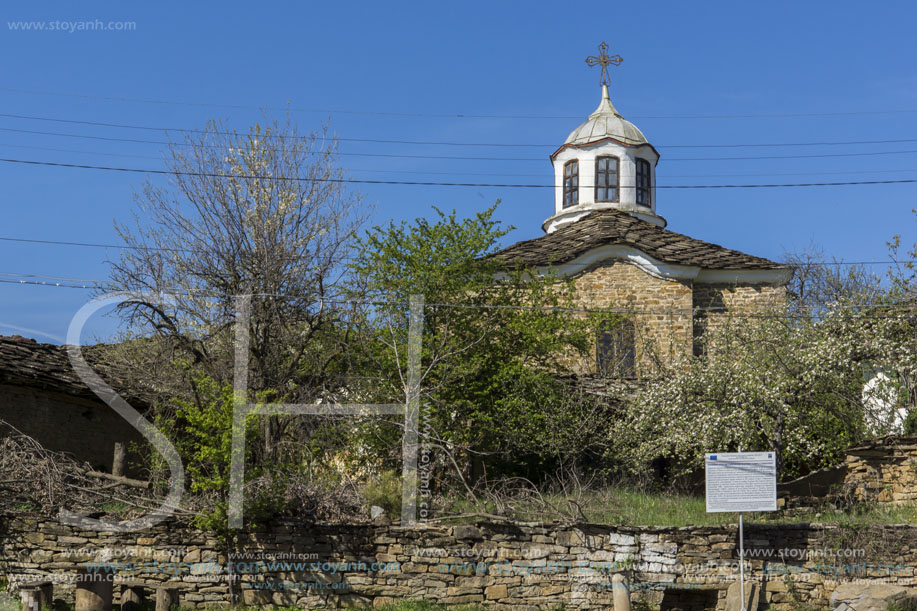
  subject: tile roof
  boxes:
[492,209,786,271]
[0,335,117,399]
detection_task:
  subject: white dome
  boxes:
[564,85,648,147]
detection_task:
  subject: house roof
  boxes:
[491,209,786,272]
[0,335,117,400]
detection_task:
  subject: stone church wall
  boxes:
[692,284,787,355]
[571,261,694,372]
[2,514,916,609]
[692,284,787,315]
[569,263,787,373]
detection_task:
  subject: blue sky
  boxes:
[1,0,916,342]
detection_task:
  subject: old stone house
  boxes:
[0,335,143,472]
[493,82,793,375]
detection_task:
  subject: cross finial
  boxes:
[585,42,623,87]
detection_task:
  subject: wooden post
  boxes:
[20,588,40,611]
[155,586,178,611]
[612,573,630,611]
[19,581,54,611]
[75,570,113,611]
[120,584,145,611]
[112,442,126,477]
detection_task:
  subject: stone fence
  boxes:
[2,512,917,609]
[845,435,917,505]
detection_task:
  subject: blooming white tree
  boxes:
[613,300,916,480]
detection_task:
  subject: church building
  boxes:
[493,45,793,376]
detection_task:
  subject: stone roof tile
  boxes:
[0,335,115,399]
[492,209,785,271]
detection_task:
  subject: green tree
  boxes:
[349,203,619,484]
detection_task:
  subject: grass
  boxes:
[442,487,917,527]
[99,501,131,514]
[374,603,485,611]
[40,605,487,611]
[177,605,487,611]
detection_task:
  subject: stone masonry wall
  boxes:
[692,284,787,314]
[572,261,694,372]
[3,513,916,610]
[0,383,145,473]
[844,436,917,504]
[692,284,787,351]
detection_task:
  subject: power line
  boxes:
[3,156,917,190]
[0,271,102,283]
[0,141,163,161]
[0,236,191,252]
[5,86,917,121]
[0,275,913,322]
[0,142,549,177]
[7,111,917,150]
[5,141,917,181]
[8,125,917,163]
[0,127,543,161]
[0,234,907,267]
[5,141,917,180]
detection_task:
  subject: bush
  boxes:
[363,469,402,516]
[905,409,917,435]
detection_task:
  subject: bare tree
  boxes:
[105,114,367,457]
[783,245,883,320]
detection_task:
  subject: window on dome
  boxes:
[563,160,579,208]
[595,156,619,202]
[635,158,651,207]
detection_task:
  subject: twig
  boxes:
[86,471,152,489]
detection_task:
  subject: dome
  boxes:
[563,85,648,147]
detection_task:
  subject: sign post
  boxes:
[705,451,777,611]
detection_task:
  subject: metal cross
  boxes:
[585,42,623,87]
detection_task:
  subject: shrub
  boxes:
[363,469,403,516]
[904,409,917,435]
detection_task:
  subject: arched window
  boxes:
[563,160,579,208]
[635,158,651,207]
[595,156,619,202]
[597,319,636,377]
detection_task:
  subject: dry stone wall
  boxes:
[844,436,917,504]
[2,513,917,609]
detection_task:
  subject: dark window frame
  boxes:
[635,158,652,207]
[597,319,636,378]
[563,159,579,208]
[595,155,620,203]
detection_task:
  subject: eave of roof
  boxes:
[0,335,130,401]
[550,137,661,162]
[491,209,788,275]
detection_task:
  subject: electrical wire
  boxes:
[0,275,912,324]
[0,237,909,269]
[3,156,917,189]
[5,86,917,121]
[6,111,917,150]
[7,125,917,162]
[5,141,917,180]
